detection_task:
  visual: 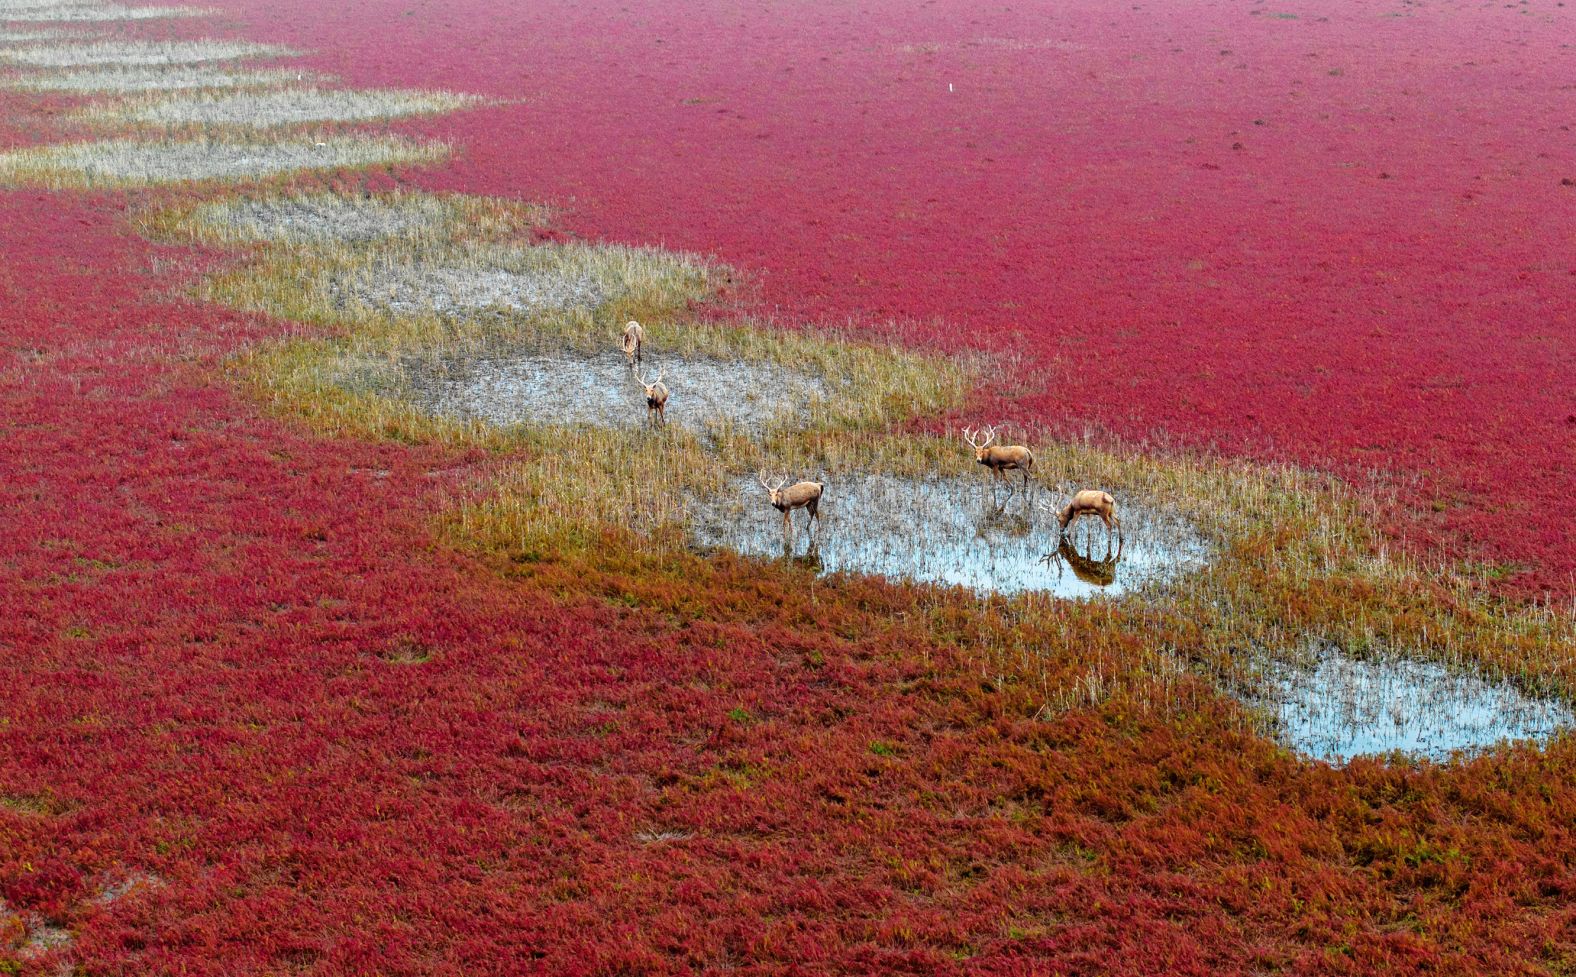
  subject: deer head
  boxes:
[757,469,788,507]
[962,425,998,462]
[636,366,666,400]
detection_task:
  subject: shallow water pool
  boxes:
[1258,647,1572,762]
[692,473,1207,599]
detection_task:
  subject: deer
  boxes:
[621,320,645,367]
[962,425,1035,497]
[758,470,824,538]
[1044,489,1122,543]
[635,366,668,426]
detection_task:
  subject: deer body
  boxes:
[1056,489,1121,541]
[621,320,645,367]
[636,367,668,426]
[963,426,1035,493]
[759,471,823,537]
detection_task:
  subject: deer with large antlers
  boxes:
[962,425,1036,495]
[621,320,645,367]
[758,470,823,537]
[1045,489,1122,542]
[635,366,668,426]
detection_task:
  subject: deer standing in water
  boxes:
[621,320,645,367]
[758,470,824,538]
[962,425,1035,497]
[635,366,668,426]
[1047,489,1122,543]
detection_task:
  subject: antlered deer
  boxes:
[621,320,645,367]
[1047,489,1122,542]
[962,425,1035,495]
[635,366,668,426]
[758,470,823,537]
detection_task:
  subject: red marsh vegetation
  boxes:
[2,0,1575,974]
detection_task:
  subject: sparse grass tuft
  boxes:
[0,39,291,67]
[0,134,448,188]
[0,2,209,21]
[77,85,486,130]
[143,188,548,247]
[0,65,330,93]
[0,27,71,40]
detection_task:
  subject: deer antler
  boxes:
[963,425,999,449]
[757,469,787,492]
[653,366,664,386]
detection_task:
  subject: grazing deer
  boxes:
[1046,489,1122,542]
[962,425,1035,495]
[758,470,824,537]
[635,366,668,426]
[621,320,645,367]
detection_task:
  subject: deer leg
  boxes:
[807,498,819,533]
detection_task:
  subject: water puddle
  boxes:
[1258,647,1572,762]
[691,473,1207,598]
[404,350,828,436]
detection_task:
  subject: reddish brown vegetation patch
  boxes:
[4,0,1576,972]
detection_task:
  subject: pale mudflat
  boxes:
[183,193,492,244]
[406,350,829,437]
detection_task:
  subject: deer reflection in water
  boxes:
[1042,532,1125,587]
[779,533,824,571]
